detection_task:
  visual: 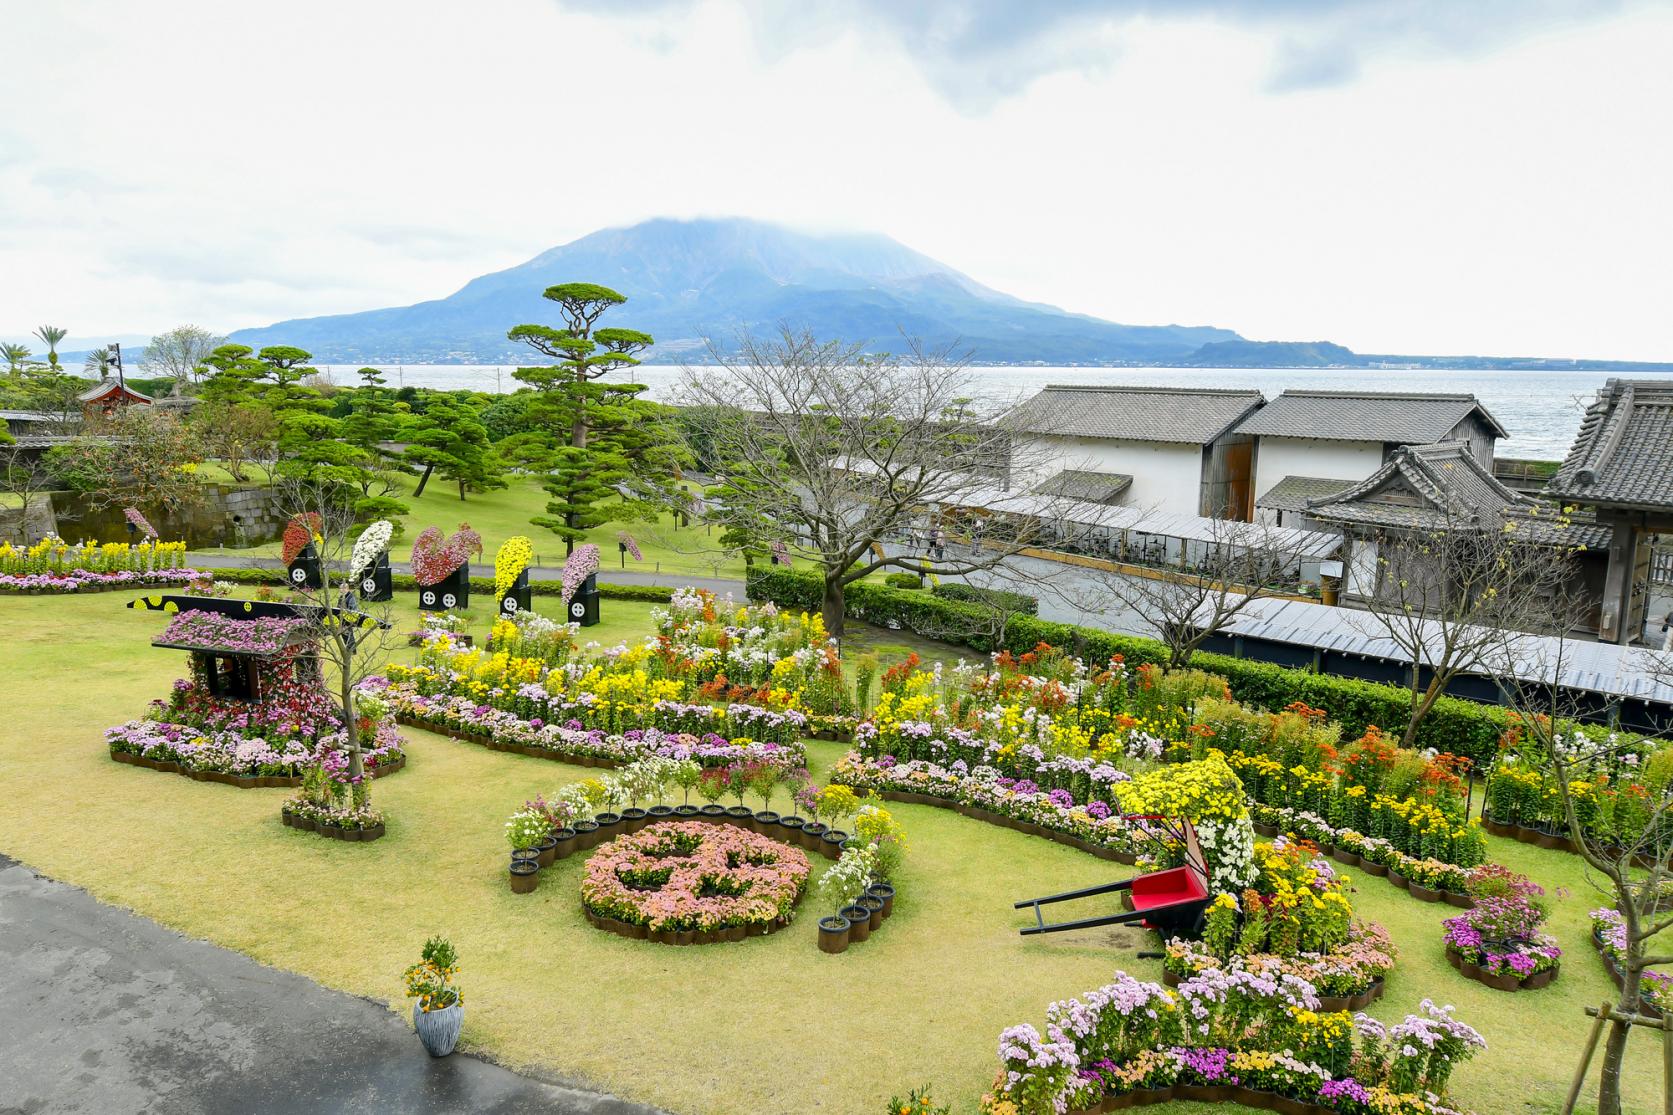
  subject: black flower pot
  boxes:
[699,804,727,822]
[537,835,559,867]
[595,812,623,839]
[621,807,649,833]
[818,914,851,954]
[799,821,827,852]
[553,827,578,859]
[511,848,540,867]
[821,830,849,858]
[866,882,896,918]
[777,815,806,836]
[673,804,700,818]
[858,895,885,931]
[647,805,675,822]
[841,904,871,942]
[573,819,601,849]
[753,810,780,835]
[509,860,539,893]
[725,805,754,827]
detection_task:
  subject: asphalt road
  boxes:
[0,855,663,1115]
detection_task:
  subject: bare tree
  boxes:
[1494,613,1673,1115]
[48,407,204,515]
[1080,516,1304,667]
[0,443,58,538]
[676,328,1081,637]
[1350,509,1580,747]
[272,477,399,791]
[143,325,226,395]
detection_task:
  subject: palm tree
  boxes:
[1,343,31,378]
[84,346,117,377]
[32,326,66,371]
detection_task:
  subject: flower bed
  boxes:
[580,821,809,943]
[1248,803,1479,906]
[382,681,806,768]
[280,799,387,841]
[1590,908,1670,1019]
[0,566,203,594]
[1162,933,1391,1011]
[1442,901,1561,992]
[982,967,1484,1115]
[108,727,405,786]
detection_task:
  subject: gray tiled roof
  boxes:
[1031,469,1133,504]
[1005,385,1264,445]
[1303,441,1608,546]
[1233,389,1506,443]
[1255,475,1356,513]
[1547,379,1673,512]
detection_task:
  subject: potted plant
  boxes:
[404,936,463,1057]
[697,766,729,820]
[509,859,539,893]
[724,763,755,826]
[818,913,851,954]
[506,808,548,865]
[672,759,703,817]
[749,762,781,834]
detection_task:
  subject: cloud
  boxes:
[558,0,1644,107]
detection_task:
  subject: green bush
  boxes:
[746,566,1510,763]
[207,565,674,603]
[883,572,924,589]
[929,582,1038,615]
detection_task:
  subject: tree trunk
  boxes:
[571,368,587,449]
[822,576,847,638]
[458,478,466,501]
[338,639,364,792]
[1402,675,1446,749]
[1595,1013,1632,1115]
[413,463,434,497]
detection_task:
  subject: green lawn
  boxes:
[191,471,749,581]
[0,590,1665,1114]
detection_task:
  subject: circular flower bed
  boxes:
[580,820,809,944]
[1442,895,1561,992]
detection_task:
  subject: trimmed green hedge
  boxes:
[208,566,675,603]
[746,566,1510,763]
[930,581,1038,615]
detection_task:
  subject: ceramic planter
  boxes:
[1331,847,1360,866]
[537,836,558,868]
[753,810,780,834]
[800,822,827,851]
[509,860,539,893]
[673,804,701,819]
[1360,859,1388,877]
[818,914,851,954]
[1443,890,1474,909]
[647,805,675,823]
[594,812,623,838]
[1387,870,1410,890]
[621,807,649,833]
[699,804,728,822]
[725,805,754,829]
[573,820,601,849]
[1407,882,1442,903]
[821,830,848,859]
[866,882,895,918]
[841,904,871,942]
[858,895,885,931]
[553,828,578,859]
[413,1002,463,1057]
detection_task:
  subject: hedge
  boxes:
[207,566,676,603]
[929,581,1039,615]
[746,566,1511,763]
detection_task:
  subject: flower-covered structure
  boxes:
[560,543,601,626]
[349,519,395,602]
[412,523,482,610]
[106,595,404,781]
[494,536,533,617]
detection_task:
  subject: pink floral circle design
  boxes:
[580,820,809,935]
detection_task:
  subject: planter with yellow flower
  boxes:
[404,936,464,1058]
[493,536,534,618]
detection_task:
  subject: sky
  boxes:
[3,0,1671,361]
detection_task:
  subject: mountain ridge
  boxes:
[227,217,1239,364]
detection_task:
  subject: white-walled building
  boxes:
[1237,390,1506,527]
[1003,385,1265,518]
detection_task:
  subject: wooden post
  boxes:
[1563,1002,1612,1115]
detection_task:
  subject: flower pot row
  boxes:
[872,789,1137,864]
[1060,1083,1351,1113]
[1482,815,1583,853]
[580,904,792,944]
[1444,945,1559,992]
[818,881,897,954]
[1591,928,1666,1020]
[280,810,387,841]
[399,716,627,768]
[1161,966,1384,1012]
[1250,821,1473,908]
[110,748,407,788]
[508,807,853,893]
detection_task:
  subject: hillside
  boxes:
[228,217,1239,364]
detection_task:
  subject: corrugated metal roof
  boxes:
[1006,384,1264,445]
[1547,379,1673,512]
[1233,389,1506,443]
[1202,596,1673,705]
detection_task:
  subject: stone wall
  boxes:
[5,485,287,548]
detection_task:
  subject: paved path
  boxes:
[184,552,747,599]
[0,855,663,1115]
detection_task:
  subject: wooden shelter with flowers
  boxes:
[130,595,328,702]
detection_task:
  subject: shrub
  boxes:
[929,581,1038,615]
[210,566,675,602]
[884,572,924,589]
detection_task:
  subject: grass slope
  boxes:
[192,472,748,581]
[0,591,1664,1113]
